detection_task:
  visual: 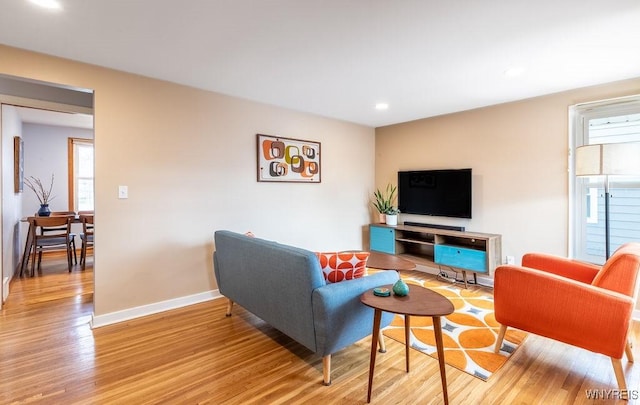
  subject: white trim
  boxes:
[569,96,640,263]
[634,309,640,321]
[574,93,640,111]
[90,289,224,329]
[2,276,9,302]
[0,94,93,115]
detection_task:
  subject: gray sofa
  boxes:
[213,230,399,384]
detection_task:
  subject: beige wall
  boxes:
[376,77,640,265]
[4,42,639,319]
[0,45,375,317]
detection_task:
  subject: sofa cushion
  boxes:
[315,251,370,283]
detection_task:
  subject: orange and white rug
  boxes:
[383,277,526,381]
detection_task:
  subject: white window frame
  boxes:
[569,95,640,263]
[68,137,94,212]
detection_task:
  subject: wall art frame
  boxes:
[256,134,321,183]
[14,136,24,193]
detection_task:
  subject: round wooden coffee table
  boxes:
[366,251,416,271]
[361,284,454,404]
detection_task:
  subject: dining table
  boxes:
[19,214,82,277]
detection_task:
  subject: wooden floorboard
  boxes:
[1,258,638,404]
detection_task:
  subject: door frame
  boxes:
[0,93,93,308]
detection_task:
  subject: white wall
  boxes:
[1,104,23,302]
[21,123,93,215]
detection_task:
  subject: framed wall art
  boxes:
[14,136,24,193]
[257,134,321,183]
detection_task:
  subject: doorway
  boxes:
[0,75,94,309]
[1,103,94,308]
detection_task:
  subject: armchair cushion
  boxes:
[521,253,600,284]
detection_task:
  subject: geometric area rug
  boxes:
[382,277,527,381]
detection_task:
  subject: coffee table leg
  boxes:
[367,308,382,403]
[433,316,449,405]
[404,315,411,372]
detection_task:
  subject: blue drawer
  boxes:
[370,226,395,254]
[435,244,487,273]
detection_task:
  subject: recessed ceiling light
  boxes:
[375,103,389,110]
[28,0,62,10]
[503,66,525,78]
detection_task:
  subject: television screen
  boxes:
[398,169,472,218]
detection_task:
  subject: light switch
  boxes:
[118,185,128,199]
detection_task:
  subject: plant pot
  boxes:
[378,213,386,224]
[38,204,51,217]
[385,214,398,226]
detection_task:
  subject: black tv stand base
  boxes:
[403,221,465,232]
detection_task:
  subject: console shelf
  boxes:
[395,237,434,246]
[369,223,502,282]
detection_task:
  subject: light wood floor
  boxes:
[1,258,638,404]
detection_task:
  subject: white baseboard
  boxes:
[90,289,224,329]
[2,276,9,302]
[87,284,640,329]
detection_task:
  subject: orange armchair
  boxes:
[494,243,640,396]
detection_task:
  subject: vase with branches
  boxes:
[24,174,55,216]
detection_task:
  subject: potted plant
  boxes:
[24,174,55,216]
[372,184,397,223]
[385,207,400,226]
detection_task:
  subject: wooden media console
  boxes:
[369,223,502,287]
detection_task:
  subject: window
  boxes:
[571,98,640,264]
[68,138,94,212]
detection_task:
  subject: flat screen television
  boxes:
[398,169,472,218]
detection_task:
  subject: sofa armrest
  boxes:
[522,253,601,284]
[494,265,634,358]
[312,270,400,356]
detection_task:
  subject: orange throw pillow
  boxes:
[315,251,370,283]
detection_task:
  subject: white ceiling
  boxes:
[1,1,640,127]
[15,106,93,129]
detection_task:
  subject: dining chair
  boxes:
[29,216,74,276]
[48,211,78,264]
[80,214,94,270]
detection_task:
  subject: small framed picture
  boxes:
[257,134,321,183]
